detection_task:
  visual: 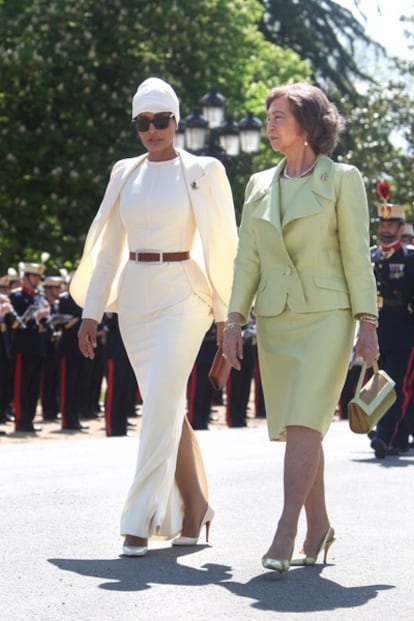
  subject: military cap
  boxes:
[18,262,46,276]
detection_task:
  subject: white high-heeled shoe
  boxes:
[122,535,148,557]
[122,544,147,557]
[172,506,215,546]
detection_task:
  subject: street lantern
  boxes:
[239,111,263,154]
[218,118,240,157]
[174,120,186,150]
[199,87,226,129]
[175,88,263,158]
[182,108,209,152]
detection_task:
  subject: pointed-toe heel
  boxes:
[122,535,148,557]
[172,505,215,546]
[122,545,148,557]
[262,556,290,573]
[290,526,335,566]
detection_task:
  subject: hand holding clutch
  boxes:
[208,346,232,390]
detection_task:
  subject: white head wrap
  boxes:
[132,77,180,123]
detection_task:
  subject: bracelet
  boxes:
[357,314,378,327]
[223,321,242,332]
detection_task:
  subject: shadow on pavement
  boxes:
[49,546,232,592]
[221,565,394,613]
[351,456,414,468]
[49,550,394,613]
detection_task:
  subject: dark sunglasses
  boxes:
[132,113,174,132]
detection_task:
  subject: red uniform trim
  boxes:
[254,362,261,413]
[13,353,23,425]
[105,358,114,436]
[390,346,414,446]
[225,376,232,427]
[186,365,198,425]
[39,366,45,401]
[60,357,67,426]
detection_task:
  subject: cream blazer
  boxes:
[70,149,238,322]
[229,155,378,321]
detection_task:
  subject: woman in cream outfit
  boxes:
[72,78,237,556]
[222,83,379,573]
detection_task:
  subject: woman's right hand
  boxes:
[354,321,379,368]
[78,318,98,359]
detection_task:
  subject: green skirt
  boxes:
[256,308,355,440]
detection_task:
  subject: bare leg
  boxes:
[300,445,333,554]
[264,425,326,560]
[124,418,208,545]
[124,534,148,546]
[175,416,209,537]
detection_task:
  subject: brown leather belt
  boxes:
[129,251,190,263]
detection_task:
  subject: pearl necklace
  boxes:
[283,158,318,179]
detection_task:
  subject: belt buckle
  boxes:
[136,249,163,264]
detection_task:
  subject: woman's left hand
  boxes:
[222,325,243,370]
[354,322,380,367]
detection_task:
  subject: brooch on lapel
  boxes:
[191,181,198,190]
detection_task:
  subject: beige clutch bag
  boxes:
[348,361,397,434]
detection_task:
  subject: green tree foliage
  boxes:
[338,83,413,219]
[0,0,310,271]
[336,14,414,231]
[258,0,382,101]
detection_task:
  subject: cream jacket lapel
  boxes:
[70,150,237,321]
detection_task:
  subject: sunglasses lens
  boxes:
[152,116,171,129]
[135,118,150,131]
[135,115,172,132]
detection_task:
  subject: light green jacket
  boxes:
[229,155,378,321]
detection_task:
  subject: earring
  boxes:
[304,139,309,147]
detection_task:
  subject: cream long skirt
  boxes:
[256,308,355,440]
[118,273,212,539]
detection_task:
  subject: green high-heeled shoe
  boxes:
[290,526,335,566]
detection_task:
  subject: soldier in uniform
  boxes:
[186,323,218,430]
[225,312,256,427]
[0,277,16,430]
[9,262,50,432]
[57,288,90,431]
[8,268,21,291]
[41,275,64,421]
[370,201,414,458]
[400,222,414,248]
[254,358,267,418]
[102,312,138,436]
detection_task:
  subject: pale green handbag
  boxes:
[348,361,397,434]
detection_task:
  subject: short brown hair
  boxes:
[265,83,345,155]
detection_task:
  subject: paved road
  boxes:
[1,419,414,621]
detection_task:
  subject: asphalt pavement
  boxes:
[1,417,414,621]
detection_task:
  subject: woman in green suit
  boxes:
[222,83,379,573]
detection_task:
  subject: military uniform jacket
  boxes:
[57,294,83,358]
[10,288,46,356]
[371,244,414,351]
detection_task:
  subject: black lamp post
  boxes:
[175,87,262,161]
